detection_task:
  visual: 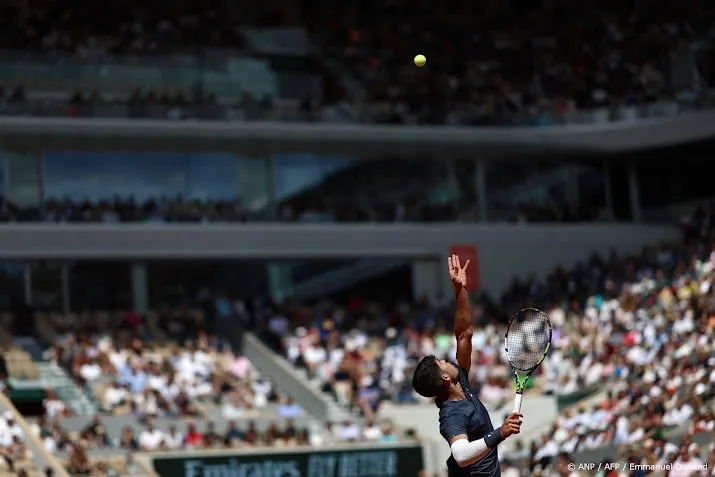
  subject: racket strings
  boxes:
[505,310,550,371]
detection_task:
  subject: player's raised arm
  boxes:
[449,254,473,372]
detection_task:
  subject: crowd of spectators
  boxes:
[256,209,714,474]
[0,83,256,122]
[309,0,714,125]
[42,310,277,420]
[0,411,30,474]
[500,440,715,477]
[0,195,605,225]
[0,0,713,126]
[0,0,249,55]
[24,307,414,476]
[509,238,715,466]
[32,414,317,454]
[4,204,714,477]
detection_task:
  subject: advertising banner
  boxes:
[152,443,425,477]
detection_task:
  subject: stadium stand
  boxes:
[0,0,713,124]
[0,213,706,476]
[0,306,418,476]
[0,188,602,224]
[308,0,714,123]
[1,231,713,477]
[0,165,606,224]
[247,216,715,474]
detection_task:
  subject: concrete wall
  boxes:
[0,223,679,296]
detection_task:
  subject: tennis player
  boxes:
[412,255,522,477]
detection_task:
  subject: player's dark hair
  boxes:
[412,355,444,398]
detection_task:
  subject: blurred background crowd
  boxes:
[0,212,711,476]
[0,0,712,125]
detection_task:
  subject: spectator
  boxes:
[118,427,138,451]
[183,422,203,449]
[670,445,705,477]
[66,442,91,475]
[0,412,23,447]
[43,390,68,419]
[362,419,382,441]
[1,434,26,472]
[162,425,184,450]
[276,396,303,418]
[224,422,243,445]
[202,422,221,448]
[138,420,164,451]
[101,382,129,413]
[336,420,360,442]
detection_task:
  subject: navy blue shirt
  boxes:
[439,362,500,477]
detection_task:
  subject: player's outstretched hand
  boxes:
[448,254,470,289]
[500,413,523,438]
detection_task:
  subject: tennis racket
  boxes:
[504,308,552,413]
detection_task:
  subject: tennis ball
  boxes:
[414,54,426,67]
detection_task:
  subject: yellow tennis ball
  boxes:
[414,54,426,67]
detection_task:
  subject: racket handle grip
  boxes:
[512,393,523,414]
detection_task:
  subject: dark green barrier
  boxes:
[152,443,425,477]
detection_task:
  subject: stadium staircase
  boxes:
[243,334,358,424]
[0,392,69,477]
[13,336,98,415]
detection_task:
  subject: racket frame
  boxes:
[504,308,553,413]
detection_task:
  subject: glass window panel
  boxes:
[272,156,458,222]
[28,261,62,309]
[68,262,131,310]
[0,261,26,311]
[44,152,238,202]
[0,153,4,196]
[147,261,268,308]
[185,153,242,201]
[273,154,358,200]
[4,152,42,211]
[236,157,270,210]
[485,158,606,222]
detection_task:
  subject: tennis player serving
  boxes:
[412,255,522,477]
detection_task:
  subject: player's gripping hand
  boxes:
[499,413,523,438]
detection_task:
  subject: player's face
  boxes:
[436,359,459,382]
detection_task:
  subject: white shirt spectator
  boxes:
[43,435,58,453]
[669,456,704,477]
[79,361,102,381]
[103,383,128,410]
[303,345,327,365]
[107,347,129,371]
[663,403,694,426]
[139,427,165,450]
[253,380,272,408]
[147,373,167,391]
[337,422,361,441]
[533,439,559,461]
[362,424,382,441]
[43,398,66,419]
[0,413,23,447]
[163,430,184,449]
